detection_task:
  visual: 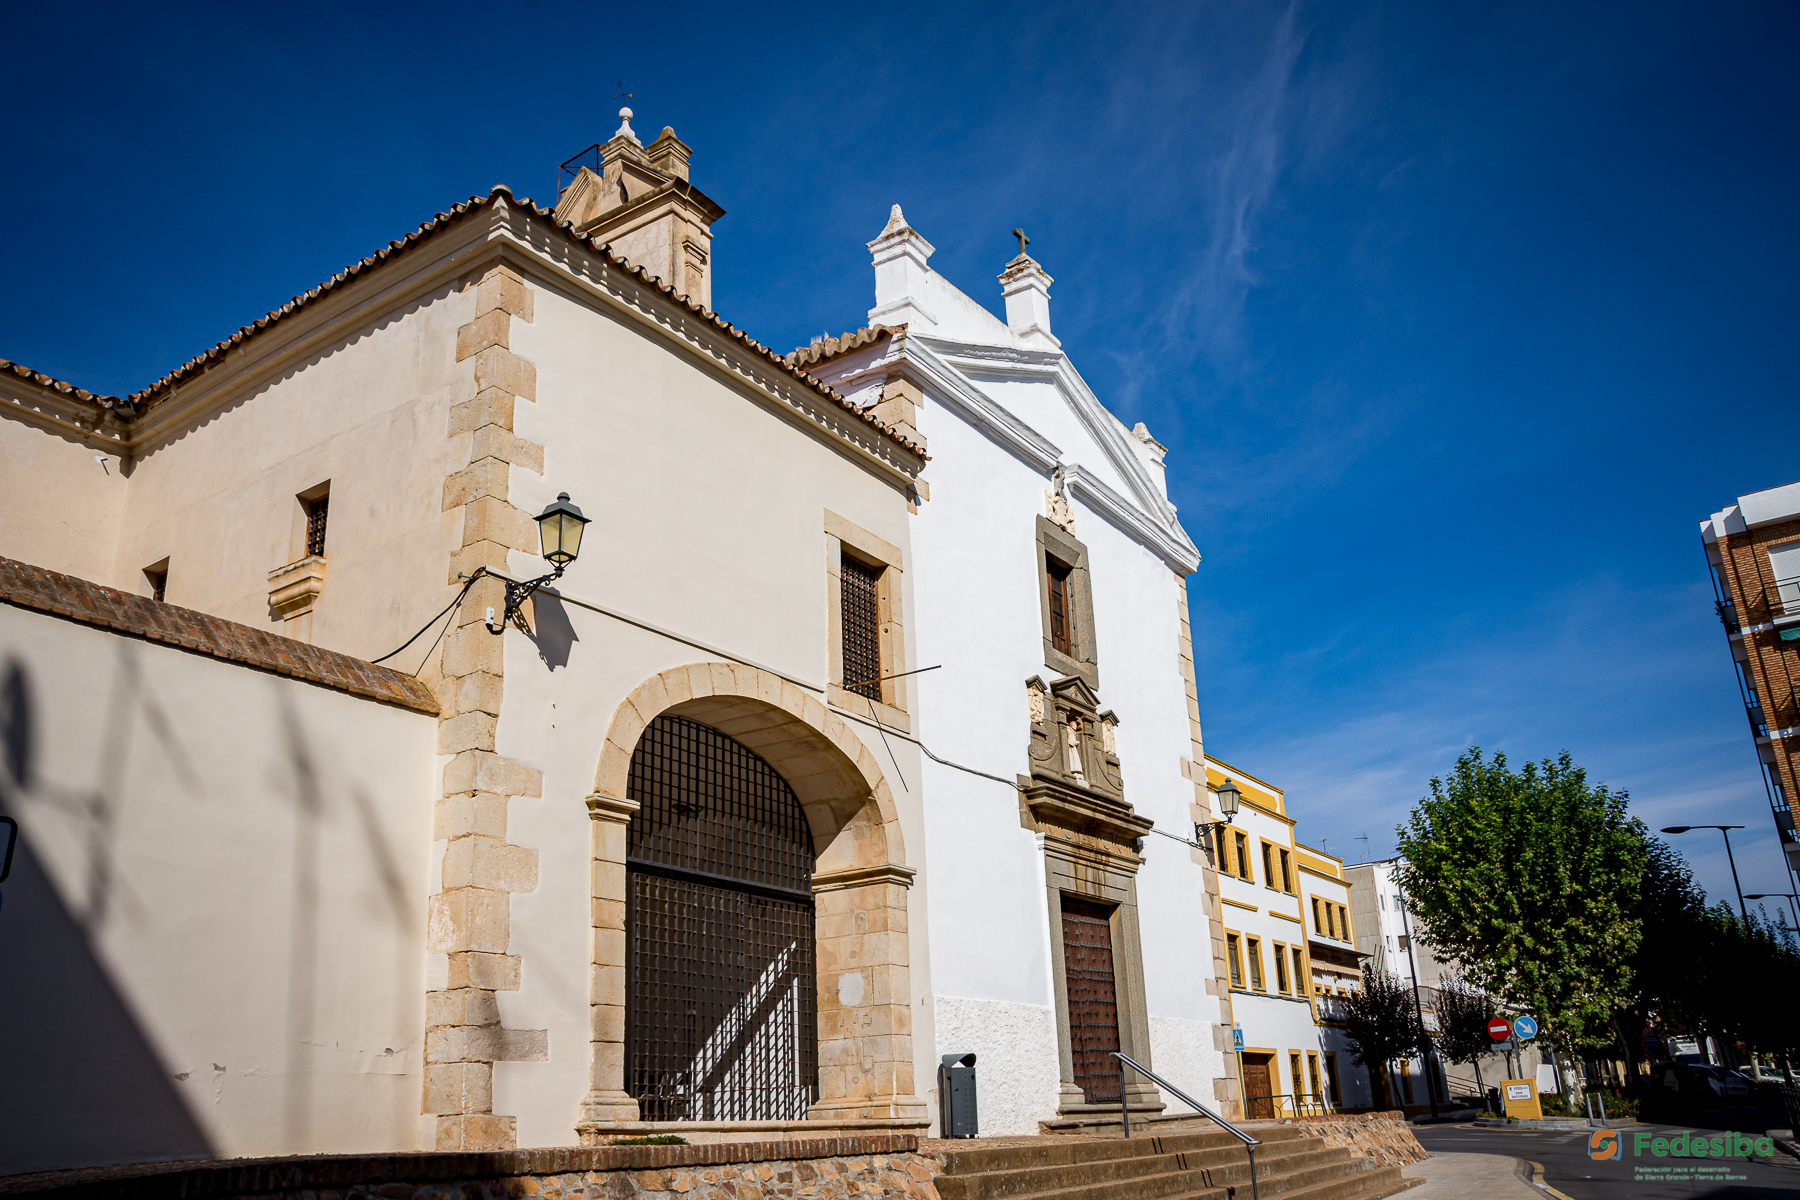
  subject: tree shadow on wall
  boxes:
[0,656,214,1174]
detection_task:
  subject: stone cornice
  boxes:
[585,791,641,823]
[810,862,917,893]
[0,369,133,452]
[1019,774,1154,846]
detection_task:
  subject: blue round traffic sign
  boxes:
[1513,1015,1538,1041]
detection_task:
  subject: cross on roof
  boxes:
[1012,227,1030,258]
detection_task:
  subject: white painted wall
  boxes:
[0,604,437,1174]
[820,212,1222,1133]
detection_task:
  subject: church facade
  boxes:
[792,211,1232,1133]
[0,113,1239,1173]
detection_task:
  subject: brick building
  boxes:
[1701,480,1800,882]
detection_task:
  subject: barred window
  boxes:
[841,551,882,700]
[305,496,329,557]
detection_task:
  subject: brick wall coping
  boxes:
[0,557,439,716]
[0,1137,921,1199]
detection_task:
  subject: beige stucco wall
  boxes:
[479,274,932,1146]
[104,283,475,666]
[0,604,438,1174]
[0,413,128,585]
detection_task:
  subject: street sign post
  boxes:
[1487,1017,1512,1041]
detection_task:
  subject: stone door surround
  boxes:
[578,662,928,1142]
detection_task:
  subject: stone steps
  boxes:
[932,1128,1419,1200]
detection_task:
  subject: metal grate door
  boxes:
[626,714,818,1121]
[1061,896,1122,1103]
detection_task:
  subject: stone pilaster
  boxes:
[1176,576,1240,1117]
[423,259,549,1151]
[580,790,641,1125]
[809,863,924,1121]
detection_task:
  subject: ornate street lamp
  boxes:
[486,493,590,635]
[1195,779,1243,842]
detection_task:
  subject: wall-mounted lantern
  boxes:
[1194,779,1242,843]
[486,493,590,635]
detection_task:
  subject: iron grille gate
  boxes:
[626,714,818,1121]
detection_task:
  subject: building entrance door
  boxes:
[1062,896,1122,1103]
[625,714,818,1121]
[1242,1053,1275,1119]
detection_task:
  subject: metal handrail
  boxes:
[1113,1051,1261,1200]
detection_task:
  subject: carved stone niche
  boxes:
[1025,674,1124,801]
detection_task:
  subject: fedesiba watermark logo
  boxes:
[1588,1127,1774,1183]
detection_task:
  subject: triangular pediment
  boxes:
[1047,673,1104,714]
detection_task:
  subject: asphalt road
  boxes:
[1415,1110,1800,1200]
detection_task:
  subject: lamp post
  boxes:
[1745,892,1800,931]
[485,492,591,634]
[1661,825,1748,921]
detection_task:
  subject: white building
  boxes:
[1345,858,1553,1108]
[797,210,1232,1131]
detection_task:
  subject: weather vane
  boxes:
[615,81,633,102]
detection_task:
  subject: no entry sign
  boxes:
[1487,1017,1512,1041]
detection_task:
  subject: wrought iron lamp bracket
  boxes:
[485,563,567,635]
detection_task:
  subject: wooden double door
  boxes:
[1062,897,1122,1103]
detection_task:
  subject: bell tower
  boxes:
[553,108,726,308]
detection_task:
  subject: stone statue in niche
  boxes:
[1024,673,1125,801]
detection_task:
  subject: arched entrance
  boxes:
[625,713,818,1120]
[577,662,928,1139]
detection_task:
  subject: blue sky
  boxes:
[6,2,1797,912]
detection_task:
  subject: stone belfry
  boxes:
[552,108,725,308]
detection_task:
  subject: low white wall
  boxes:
[932,994,1060,1136]
[0,605,437,1173]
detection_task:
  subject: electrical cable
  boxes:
[370,569,486,667]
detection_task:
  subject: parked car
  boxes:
[1651,1060,1750,1106]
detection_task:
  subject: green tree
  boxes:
[1340,965,1420,1110]
[1434,975,1497,1104]
[1395,748,1647,1067]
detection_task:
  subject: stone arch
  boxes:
[577,662,924,1138]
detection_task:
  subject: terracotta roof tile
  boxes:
[118,187,926,460]
[0,359,128,411]
[0,557,440,716]
[786,325,903,369]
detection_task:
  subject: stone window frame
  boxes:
[1035,516,1099,690]
[824,509,910,734]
